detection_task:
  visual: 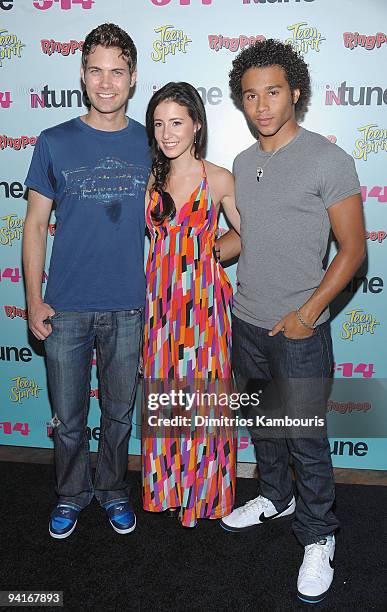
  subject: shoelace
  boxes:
[56,505,76,515]
[241,495,271,514]
[301,542,328,578]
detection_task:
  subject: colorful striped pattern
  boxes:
[142,165,236,527]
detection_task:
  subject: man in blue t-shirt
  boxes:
[23,23,150,539]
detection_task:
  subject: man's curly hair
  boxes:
[82,23,137,73]
[229,39,311,116]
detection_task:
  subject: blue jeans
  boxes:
[44,310,143,509]
[232,315,339,546]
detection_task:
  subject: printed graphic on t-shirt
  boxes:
[62,157,148,202]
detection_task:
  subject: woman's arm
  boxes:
[216,229,241,263]
[219,169,240,235]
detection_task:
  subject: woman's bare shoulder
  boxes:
[203,160,233,183]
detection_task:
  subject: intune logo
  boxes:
[1,346,32,362]
[343,31,387,51]
[0,180,24,198]
[343,276,384,294]
[33,0,93,10]
[152,82,223,105]
[0,91,12,108]
[30,85,85,109]
[325,82,387,106]
[330,440,368,457]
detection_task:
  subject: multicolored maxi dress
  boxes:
[142,163,236,527]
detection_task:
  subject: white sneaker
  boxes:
[297,536,335,604]
[220,495,296,532]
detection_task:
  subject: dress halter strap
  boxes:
[200,159,207,179]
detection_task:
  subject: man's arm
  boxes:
[23,189,55,340]
[270,193,366,337]
[216,229,241,263]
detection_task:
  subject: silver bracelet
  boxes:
[296,308,316,330]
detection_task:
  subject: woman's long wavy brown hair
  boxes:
[145,82,208,225]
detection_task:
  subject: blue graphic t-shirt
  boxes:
[25,117,150,311]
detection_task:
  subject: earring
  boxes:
[194,131,197,145]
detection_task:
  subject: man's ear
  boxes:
[292,88,300,105]
[80,66,85,86]
[130,70,137,88]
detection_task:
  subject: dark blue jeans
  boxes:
[44,310,143,510]
[232,314,339,546]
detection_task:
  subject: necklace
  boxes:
[256,148,279,182]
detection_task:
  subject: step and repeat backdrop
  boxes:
[1,0,386,469]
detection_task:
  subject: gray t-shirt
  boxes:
[233,127,361,329]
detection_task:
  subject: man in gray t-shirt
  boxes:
[218,40,365,605]
[233,127,360,329]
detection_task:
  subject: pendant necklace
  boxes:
[256,148,279,182]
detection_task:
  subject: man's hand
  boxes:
[269,311,314,339]
[28,300,56,340]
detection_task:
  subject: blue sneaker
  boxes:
[49,504,80,539]
[104,501,136,534]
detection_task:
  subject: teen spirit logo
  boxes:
[208,34,265,53]
[9,376,42,403]
[41,39,83,56]
[325,83,387,106]
[33,0,93,10]
[340,309,380,341]
[343,31,387,51]
[285,22,325,53]
[353,124,387,161]
[0,214,24,246]
[151,25,192,62]
[0,29,25,67]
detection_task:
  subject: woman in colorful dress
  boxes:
[142,82,240,527]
